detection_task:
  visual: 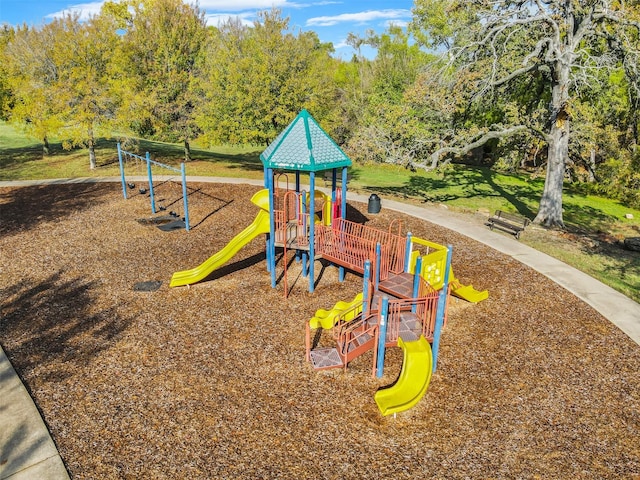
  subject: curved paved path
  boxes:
[1,176,639,479]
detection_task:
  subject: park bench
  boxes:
[486,210,531,239]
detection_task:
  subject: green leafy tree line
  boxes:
[0,0,337,163]
[343,1,640,224]
[1,0,639,222]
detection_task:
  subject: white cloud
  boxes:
[45,0,302,22]
[384,20,408,28]
[333,39,348,50]
[306,9,410,27]
[204,12,256,27]
[46,1,105,21]
[196,0,296,11]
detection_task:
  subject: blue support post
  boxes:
[302,252,309,276]
[331,167,337,221]
[330,168,337,227]
[339,264,346,283]
[341,166,348,219]
[432,245,452,373]
[180,162,190,231]
[295,183,302,276]
[268,170,276,286]
[117,142,127,200]
[376,296,389,378]
[375,242,381,291]
[339,167,348,282]
[363,260,371,316]
[412,256,423,313]
[412,256,422,298]
[331,168,337,199]
[264,171,272,273]
[301,195,308,277]
[309,172,316,293]
[146,152,156,214]
[404,233,413,273]
[295,189,301,263]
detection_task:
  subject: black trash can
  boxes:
[368,194,381,214]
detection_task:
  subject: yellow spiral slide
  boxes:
[374,336,433,416]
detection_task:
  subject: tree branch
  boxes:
[413,125,529,171]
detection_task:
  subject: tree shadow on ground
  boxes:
[0,419,56,479]
[601,248,640,297]
[0,271,133,386]
[0,183,112,237]
[0,137,119,174]
[133,139,264,174]
[148,181,234,230]
[558,228,640,300]
[359,166,633,236]
[561,203,625,234]
[0,144,47,168]
[0,132,71,164]
[0,134,265,178]
[362,167,541,217]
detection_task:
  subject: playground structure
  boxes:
[117,143,191,231]
[170,110,488,415]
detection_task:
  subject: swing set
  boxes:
[117,142,191,231]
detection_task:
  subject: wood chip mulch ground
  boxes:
[1,182,639,479]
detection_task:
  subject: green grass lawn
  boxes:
[0,123,266,180]
[2,121,639,302]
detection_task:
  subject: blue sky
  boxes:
[0,0,415,58]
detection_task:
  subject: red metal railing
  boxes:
[314,218,406,279]
[374,277,440,344]
[273,190,314,247]
[332,304,378,373]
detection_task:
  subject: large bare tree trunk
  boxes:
[88,128,97,170]
[43,136,50,156]
[534,61,570,228]
[586,149,597,183]
[184,139,191,162]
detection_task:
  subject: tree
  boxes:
[4,12,120,167]
[4,21,67,155]
[197,9,337,146]
[55,11,122,169]
[117,0,207,161]
[0,25,14,120]
[342,25,435,167]
[411,0,640,227]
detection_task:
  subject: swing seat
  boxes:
[157,220,186,231]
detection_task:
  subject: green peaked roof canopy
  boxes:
[260,109,352,172]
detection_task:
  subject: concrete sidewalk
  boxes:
[0,347,69,479]
[0,177,638,479]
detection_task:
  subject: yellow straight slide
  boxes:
[309,293,364,330]
[170,209,271,287]
[374,336,433,416]
[450,275,489,303]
